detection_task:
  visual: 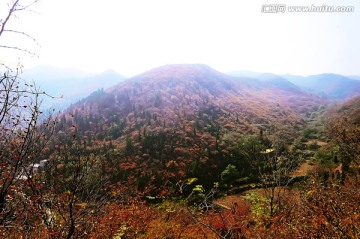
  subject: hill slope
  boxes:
[331,96,360,124]
[59,64,324,192]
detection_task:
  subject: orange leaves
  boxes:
[165,160,178,168]
[119,162,137,170]
[93,203,157,238]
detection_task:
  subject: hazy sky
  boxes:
[1,0,360,77]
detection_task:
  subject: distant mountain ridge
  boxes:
[22,65,360,111]
[348,76,360,81]
[257,73,302,93]
[229,71,360,101]
[285,73,360,100]
[22,65,126,109]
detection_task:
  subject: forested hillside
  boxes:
[1,65,359,238]
[52,64,324,193]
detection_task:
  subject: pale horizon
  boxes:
[23,63,360,79]
[1,0,359,78]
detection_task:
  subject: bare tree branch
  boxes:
[0,45,38,57]
[0,0,41,58]
[2,29,40,46]
[0,0,20,37]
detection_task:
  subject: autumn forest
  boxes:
[1,62,360,238]
[1,1,360,238]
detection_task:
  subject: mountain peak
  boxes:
[132,64,226,81]
[109,63,238,96]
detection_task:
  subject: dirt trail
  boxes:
[306,140,328,146]
[292,160,315,177]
